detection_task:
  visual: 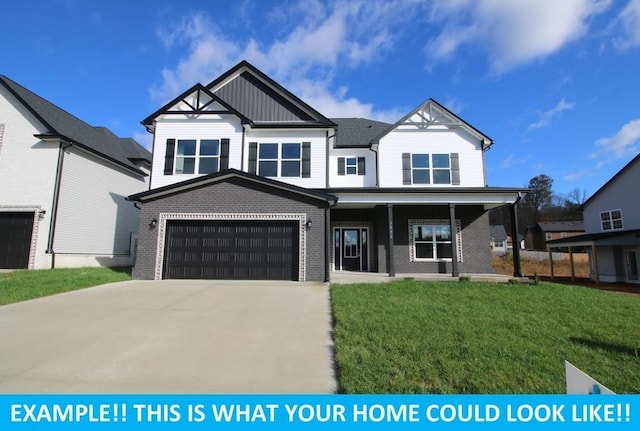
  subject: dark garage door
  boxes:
[164,220,299,280]
[0,212,34,269]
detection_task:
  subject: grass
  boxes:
[331,279,640,394]
[0,267,131,306]
[493,255,591,278]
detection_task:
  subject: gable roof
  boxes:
[206,60,336,127]
[128,168,338,204]
[331,118,391,147]
[490,225,507,241]
[0,75,150,175]
[581,152,640,209]
[372,98,494,149]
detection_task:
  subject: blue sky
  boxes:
[2,0,639,199]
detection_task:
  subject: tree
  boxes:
[518,174,554,231]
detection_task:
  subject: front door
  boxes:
[334,227,368,271]
[624,250,639,282]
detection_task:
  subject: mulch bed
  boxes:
[534,276,640,296]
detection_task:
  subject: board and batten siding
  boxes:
[244,129,328,188]
[582,161,640,233]
[150,115,244,189]
[377,125,485,188]
[0,84,60,269]
[328,148,377,187]
[54,146,148,264]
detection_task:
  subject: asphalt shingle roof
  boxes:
[330,118,391,147]
[1,75,150,174]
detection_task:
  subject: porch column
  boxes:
[324,206,331,282]
[592,244,600,284]
[569,247,575,281]
[549,249,555,279]
[509,202,523,277]
[449,203,459,277]
[387,203,395,277]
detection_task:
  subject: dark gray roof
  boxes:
[0,75,150,175]
[330,118,391,147]
[537,221,584,232]
[489,225,507,241]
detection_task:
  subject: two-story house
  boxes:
[129,61,527,281]
[548,153,640,283]
[0,75,150,269]
[524,221,585,250]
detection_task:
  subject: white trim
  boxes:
[154,212,307,281]
[408,218,462,263]
[0,205,43,269]
[332,192,521,206]
[0,123,5,157]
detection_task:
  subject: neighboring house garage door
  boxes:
[0,212,34,269]
[163,220,299,280]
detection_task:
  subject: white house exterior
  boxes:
[548,153,640,283]
[130,61,526,281]
[0,75,150,269]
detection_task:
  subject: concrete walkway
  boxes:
[330,271,521,284]
[0,280,336,393]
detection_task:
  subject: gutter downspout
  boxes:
[369,143,379,186]
[47,141,72,269]
[510,192,523,278]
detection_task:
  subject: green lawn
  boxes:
[331,279,640,394]
[0,267,131,306]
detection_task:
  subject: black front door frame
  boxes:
[333,226,369,272]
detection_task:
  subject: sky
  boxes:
[1,0,639,199]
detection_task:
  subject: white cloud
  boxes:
[149,1,426,119]
[133,131,153,150]
[443,96,466,115]
[501,153,533,169]
[593,118,640,161]
[428,0,612,73]
[528,98,576,131]
[613,0,640,50]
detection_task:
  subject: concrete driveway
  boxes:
[0,280,336,393]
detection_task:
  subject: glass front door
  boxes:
[334,228,368,271]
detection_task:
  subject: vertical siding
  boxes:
[328,148,377,187]
[377,125,485,188]
[244,129,328,188]
[583,161,640,233]
[54,147,148,256]
[151,115,244,188]
[0,85,58,269]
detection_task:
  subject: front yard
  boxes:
[332,279,640,394]
[0,267,131,305]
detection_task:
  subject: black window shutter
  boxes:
[402,153,411,185]
[164,139,175,175]
[337,157,345,175]
[302,142,311,178]
[219,138,230,170]
[450,153,460,185]
[357,157,366,175]
[248,142,258,174]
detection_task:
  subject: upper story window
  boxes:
[545,232,553,241]
[249,142,311,178]
[337,157,365,176]
[600,209,623,231]
[164,138,229,176]
[403,152,459,185]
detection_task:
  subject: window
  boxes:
[258,143,302,177]
[560,232,568,238]
[409,219,462,261]
[337,157,365,175]
[545,232,553,241]
[600,209,623,231]
[405,153,455,185]
[169,138,224,175]
[494,240,504,248]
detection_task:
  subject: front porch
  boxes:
[330,270,520,284]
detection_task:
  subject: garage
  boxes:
[163,219,299,280]
[0,212,34,269]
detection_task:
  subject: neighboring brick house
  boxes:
[525,221,585,250]
[548,153,640,283]
[0,75,150,269]
[129,61,527,281]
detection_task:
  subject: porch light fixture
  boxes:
[149,218,158,229]
[305,220,312,230]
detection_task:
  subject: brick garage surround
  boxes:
[133,177,328,281]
